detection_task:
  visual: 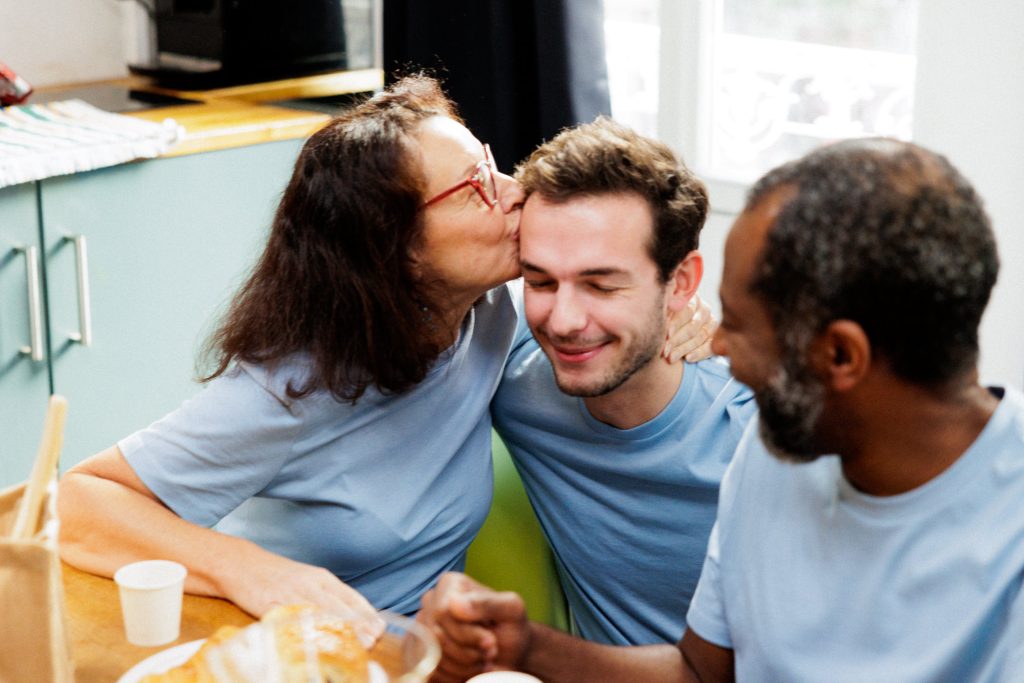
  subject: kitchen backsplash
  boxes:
[0,0,151,88]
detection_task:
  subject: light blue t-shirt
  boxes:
[687,386,1024,683]
[492,320,755,645]
[121,285,520,616]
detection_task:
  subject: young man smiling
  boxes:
[419,117,755,681]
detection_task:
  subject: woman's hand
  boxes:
[225,552,385,646]
[663,294,718,364]
[59,446,384,647]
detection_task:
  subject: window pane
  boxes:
[707,0,918,182]
[604,0,660,138]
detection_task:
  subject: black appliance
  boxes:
[131,0,377,89]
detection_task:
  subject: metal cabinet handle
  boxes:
[14,245,45,361]
[64,234,93,346]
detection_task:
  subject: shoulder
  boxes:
[690,357,757,431]
[717,419,836,525]
[235,356,318,413]
[469,282,522,343]
[982,386,1024,472]
[691,357,752,399]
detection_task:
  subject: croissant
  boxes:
[140,604,369,683]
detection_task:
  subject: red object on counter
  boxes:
[0,61,33,106]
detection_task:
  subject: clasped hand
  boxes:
[418,572,531,682]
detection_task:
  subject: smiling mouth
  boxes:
[551,342,608,364]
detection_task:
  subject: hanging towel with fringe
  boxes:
[0,99,181,189]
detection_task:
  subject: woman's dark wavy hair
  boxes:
[201,75,459,402]
[747,137,999,386]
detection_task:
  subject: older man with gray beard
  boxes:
[420,138,1024,683]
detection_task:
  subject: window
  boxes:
[605,0,920,195]
[604,0,661,138]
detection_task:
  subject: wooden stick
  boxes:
[11,395,68,540]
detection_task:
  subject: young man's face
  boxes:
[520,192,678,397]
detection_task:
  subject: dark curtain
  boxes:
[383,0,611,168]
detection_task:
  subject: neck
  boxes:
[584,357,685,429]
[428,288,482,349]
[832,375,998,496]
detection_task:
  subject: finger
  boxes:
[436,631,494,667]
[450,590,525,624]
[684,337,716,363]
[665,299,698,338]
[663,317,708,362]
[436,612,498,650]
[319,583,386,646]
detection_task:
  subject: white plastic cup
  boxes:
[113,559,187,647]
[467,673,544,683]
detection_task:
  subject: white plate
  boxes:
[116,639,204,683]
[116,638,389,682]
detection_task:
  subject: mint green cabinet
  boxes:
[0,183,52,485]
[0,140,303,486]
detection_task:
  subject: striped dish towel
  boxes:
[0,99,182,189]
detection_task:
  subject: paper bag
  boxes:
[0,481,74,682]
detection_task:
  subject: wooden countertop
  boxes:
[37,68,383,158]
[64,562,254,681]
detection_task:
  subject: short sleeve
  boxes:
[119,365,304,527]
[684,418,760,648]
[685,521,732,648]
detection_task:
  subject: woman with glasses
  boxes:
[58,76,523,631]
[57,75,708,632]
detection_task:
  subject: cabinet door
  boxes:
[40,140,303,470]
[0,183,52,487]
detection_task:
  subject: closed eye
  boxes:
[588,283,621,294]
[525,279,555,290]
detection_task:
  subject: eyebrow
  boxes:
[520,261,630,278]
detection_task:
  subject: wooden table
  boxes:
[63,562,254,682]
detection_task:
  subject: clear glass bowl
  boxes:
[367,611,441,683]
[167,608,440,682]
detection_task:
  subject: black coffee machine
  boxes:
[132,0,377,89]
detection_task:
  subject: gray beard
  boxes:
[755,352,826,463]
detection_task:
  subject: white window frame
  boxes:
[656,0,1024,388]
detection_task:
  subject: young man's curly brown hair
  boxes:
[515,116,709,282]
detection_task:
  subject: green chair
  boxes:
[465,431,569,630]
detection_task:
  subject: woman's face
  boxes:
[414,116,523,305]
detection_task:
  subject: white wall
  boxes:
[914,0,1024,389]
[690,1,1024,390]
[0,0,149,87]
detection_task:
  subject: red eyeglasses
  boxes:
[421,144,499,209]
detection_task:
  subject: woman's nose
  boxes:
[496,172,525,213]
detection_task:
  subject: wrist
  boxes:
[518,620,544,675]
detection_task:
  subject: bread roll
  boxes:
[140,605,369,683]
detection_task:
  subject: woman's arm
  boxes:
[58,446,381,632]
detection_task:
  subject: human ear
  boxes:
[666,250,704,312]
[812,320,871,392]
